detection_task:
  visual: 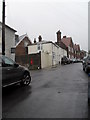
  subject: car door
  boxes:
[2,56,22,86]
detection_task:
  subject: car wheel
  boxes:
[20,72,31,86]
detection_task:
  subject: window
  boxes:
[68,46,70,51]
[24,41,28,47]
[2,56,15,67]
[52,52,55,59]
[37,44,40,50]
[72,48,73,53]
[11,48,15,53]
[87,56,90,60]
[41,44,43,50]
[25,47,28,54]
[37,44,43,51]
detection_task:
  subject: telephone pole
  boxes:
[2,0,5,55]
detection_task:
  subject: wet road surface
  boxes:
[2,63,88,118]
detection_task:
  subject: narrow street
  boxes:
[2,63,88,118]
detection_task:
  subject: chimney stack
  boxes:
[38,35,42,42]
[56,30,61,44]
[34,38,36,43]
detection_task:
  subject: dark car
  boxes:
[61,56,70,65]
[69,58,73,63]
[0,55,31,87]
[83,55,90,73]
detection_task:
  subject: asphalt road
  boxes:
[2,63,88,118]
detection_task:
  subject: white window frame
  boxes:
[37,43,43,51]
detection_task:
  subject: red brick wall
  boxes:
[68,42,74,58]
[15,37,32,56]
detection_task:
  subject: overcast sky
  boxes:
[0,0,89,51]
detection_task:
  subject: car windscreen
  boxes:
[2,56,15,67]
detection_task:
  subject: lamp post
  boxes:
[2,0,5,55]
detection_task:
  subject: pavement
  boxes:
[2,63,88,118]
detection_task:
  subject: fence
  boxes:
[15,52,41,70]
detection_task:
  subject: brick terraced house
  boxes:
[15,33,32,64]
[56,30,75,59]
[74,44,81,59]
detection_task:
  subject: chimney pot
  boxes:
[56,30,61,35]
[34,38,36,43]
[63,36,66,38]
[38,35,42,42]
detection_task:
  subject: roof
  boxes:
[15,33,32,47]
[61,37,71,47]
[29,40,60,48]
[0,22,17,32]
[74,44,78,50]
[74,44,80,51]
[19,34,27,41]
[55,41,67,51]
[81,50,87,53]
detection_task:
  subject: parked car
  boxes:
[76,59,82,63]
[72,58,77,63]
[0,55,31,87]
[83,55,90,73]
[72,58,82,63]
[82,57,87,65]
[61,56,70,65]
[70,58,73,63]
